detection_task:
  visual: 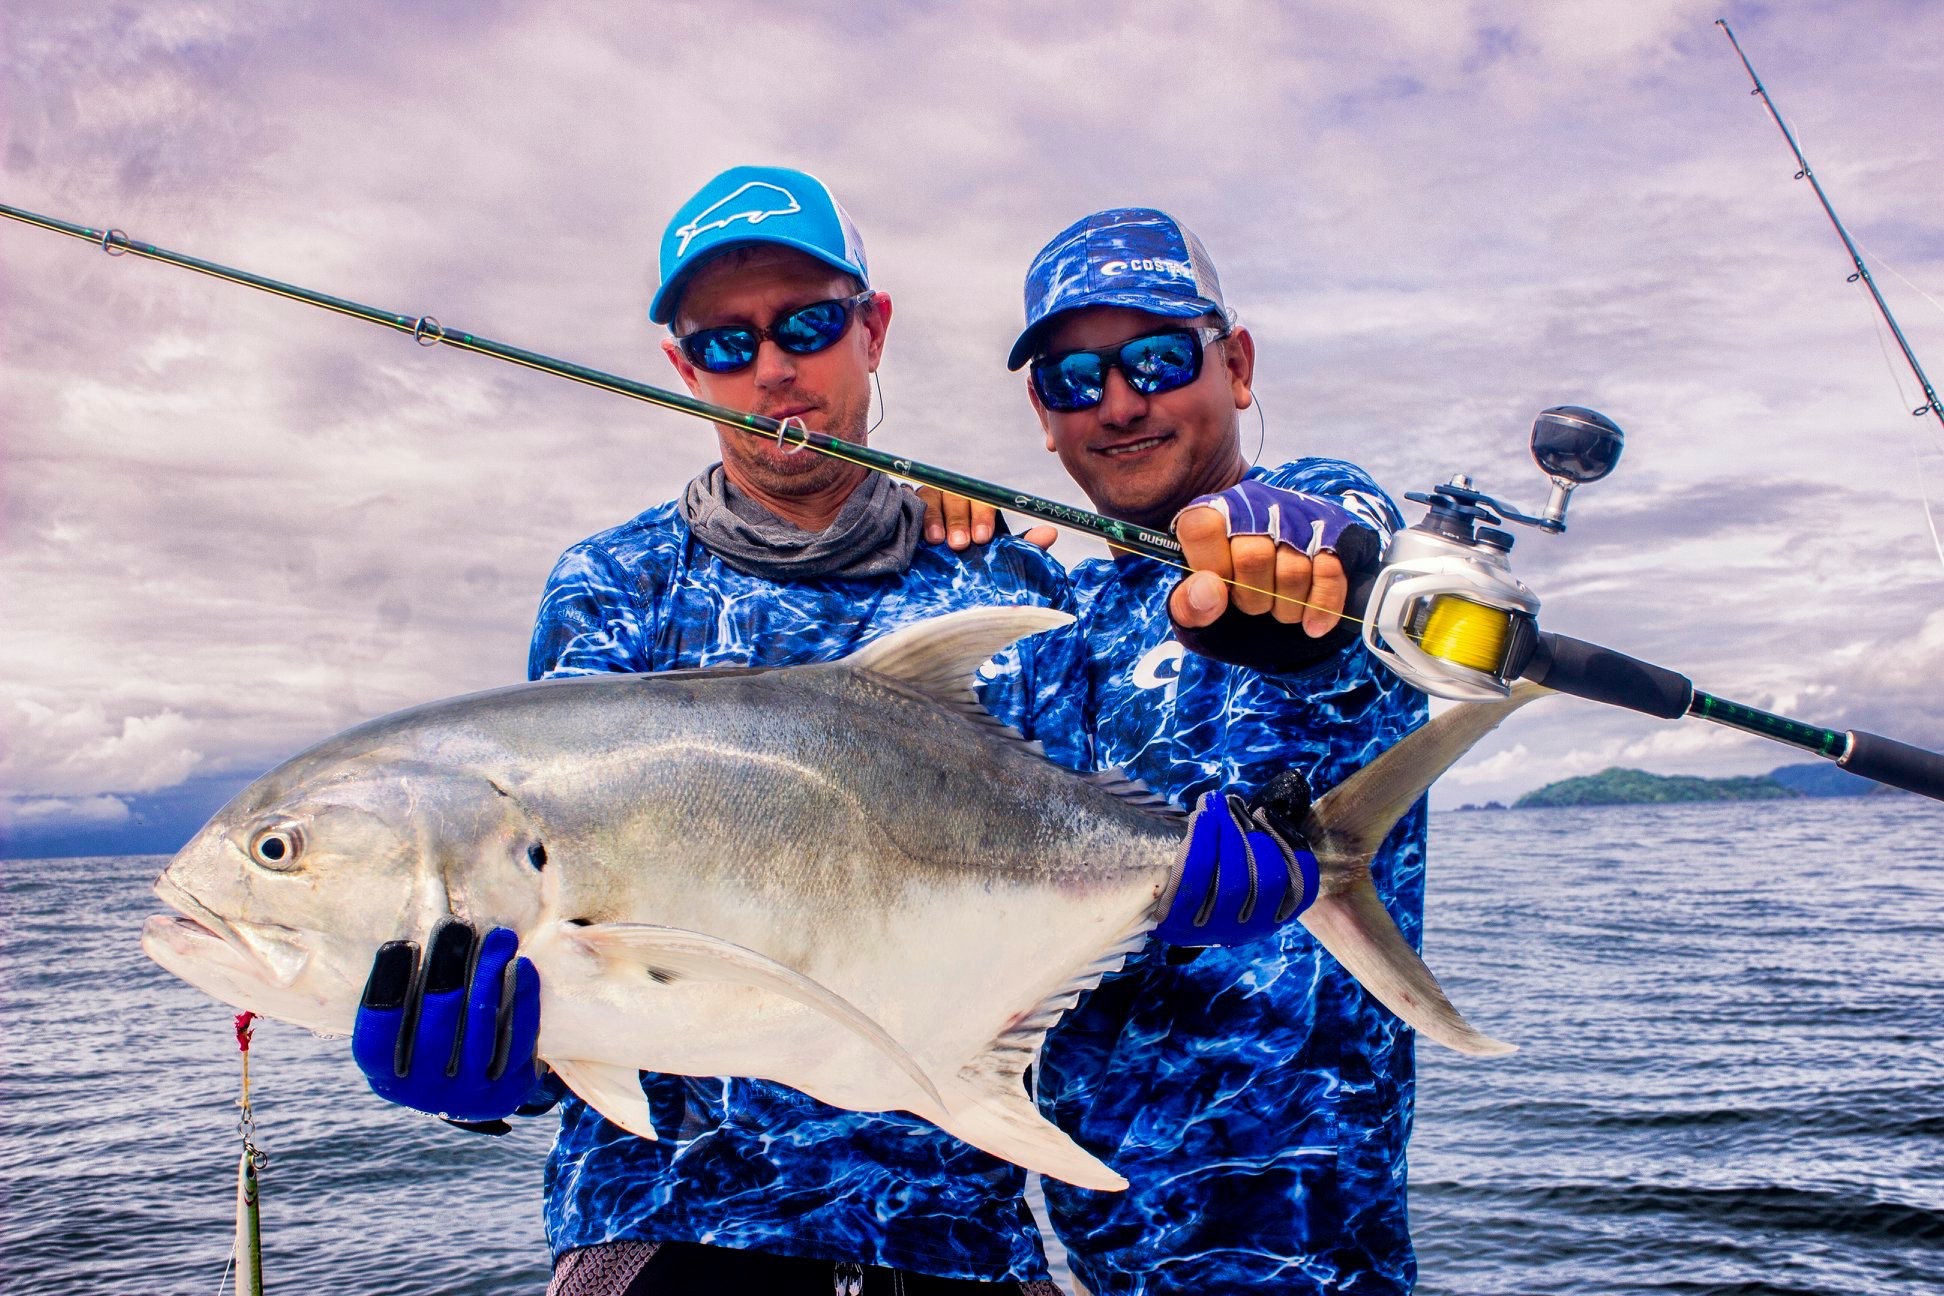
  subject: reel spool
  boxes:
[1362,407,1623,701]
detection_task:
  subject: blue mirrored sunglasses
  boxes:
[1030,325,1229,413]
[677,290,876,374]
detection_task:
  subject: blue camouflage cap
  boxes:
[1007,207,1228,370]
[649,165,869,325]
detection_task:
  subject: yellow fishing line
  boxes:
[1415,595,1515,673]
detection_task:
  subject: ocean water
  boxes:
[1,797,1939,1294]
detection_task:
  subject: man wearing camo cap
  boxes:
[980,207,1429,1295]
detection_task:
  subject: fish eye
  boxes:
[248,825,304,871]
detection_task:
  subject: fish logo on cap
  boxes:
[651,166,869,325]
[674,181,804,257]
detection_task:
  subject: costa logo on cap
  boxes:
[1099,256,1193,279]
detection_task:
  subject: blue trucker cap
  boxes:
[649,165,869,325]
[1007,207,1228,370]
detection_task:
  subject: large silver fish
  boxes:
[143,607,1546,1190]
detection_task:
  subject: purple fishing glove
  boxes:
[1169,482,1383,673]
[1175,479,1381,569]
[1157,789,1320,947]
[352,919,544,1131]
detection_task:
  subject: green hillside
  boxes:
[1514,766,1802,808]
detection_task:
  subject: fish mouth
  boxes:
[148,873,306,979]
[151,871,243,950]
[143,875,343,1032]
[146,872,318,998]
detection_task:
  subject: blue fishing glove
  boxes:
[1157,781,1320,947]
[1175,480,1381,572]
[352,919,543,1130]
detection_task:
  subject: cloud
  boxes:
[0,701,204,798]
[1444,742,1535,786]
[0,795,130,827]
[1443,723,1750,796]
[3,0,1940,819]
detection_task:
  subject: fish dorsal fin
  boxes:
[1082,768,1187,820]
[845,607,1074,714]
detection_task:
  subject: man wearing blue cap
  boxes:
[349,166,1071,1294]
[978,209,1429,1295]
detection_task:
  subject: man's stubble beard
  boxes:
[729,381,872,500]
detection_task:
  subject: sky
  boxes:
[2,0,1941,854]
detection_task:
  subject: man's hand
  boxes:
[917,486,1057,552]
[351,919,543,1129]
[1167,482,1379,639]
[1156,787,1319,947]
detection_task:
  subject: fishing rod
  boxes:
[0,203,1181,564]
[4,201,1941,801]
[1716,19,1943,432]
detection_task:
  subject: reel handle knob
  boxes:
[1531,407,1624,484]
[1526,407,1623,532]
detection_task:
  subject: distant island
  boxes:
[1460,761,1896,809]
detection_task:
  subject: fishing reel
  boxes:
[1361,406,1624,701]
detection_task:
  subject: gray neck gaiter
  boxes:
[679,462,925,582]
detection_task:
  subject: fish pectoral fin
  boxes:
[1299,874,1516,1058]
[548,1057,657,1141]
[932,1066,1126,1192]
[564,922,945,1111]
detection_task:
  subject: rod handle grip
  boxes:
[1840,731,1944,803]
[1520,633,1695,719]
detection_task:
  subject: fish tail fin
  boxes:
[932,1064,1127,1192]
[1298,874,1515,1057]
[1309,681,1551,862]
[1297,681,1551,1056]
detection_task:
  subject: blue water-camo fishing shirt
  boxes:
[526,497,1067,1282]
[978,457,1430,1296]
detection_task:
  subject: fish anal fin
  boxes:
[932,1068,1126,1191]
[564,921,944,1111]
[988,917,1153,1084]
[549,1057,657,1140]
[921,914,1154,1189]
[1299,874,1515,1058]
